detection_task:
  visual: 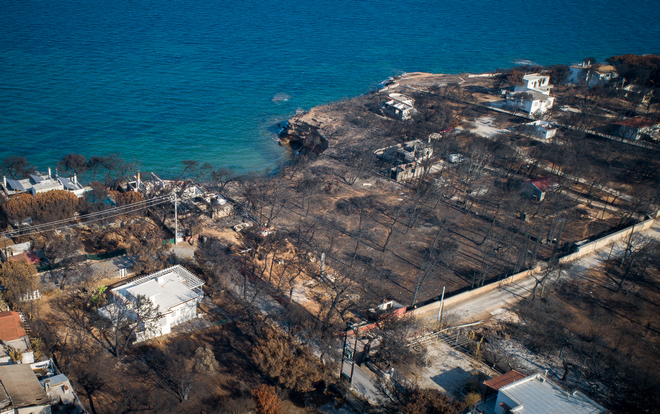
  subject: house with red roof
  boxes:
[0,311,34,364]
[521,177,557,202]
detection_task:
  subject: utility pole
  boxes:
[174,192,178,244]
[349,326,359,387]
[437,286,446,329]
[339,326,348,381]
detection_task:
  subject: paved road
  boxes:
[341,360,382,404]
[439,219,660,324]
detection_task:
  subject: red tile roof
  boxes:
[522,177,557,192]
[0,311,26,341]
[483,370,527,391]
[8,251,40,265]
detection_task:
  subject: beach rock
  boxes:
[280,117,329,155]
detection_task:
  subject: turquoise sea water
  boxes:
[1,0,659,177]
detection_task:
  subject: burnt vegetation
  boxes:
[0,55,659,413]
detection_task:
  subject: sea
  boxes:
[1,0,659,178]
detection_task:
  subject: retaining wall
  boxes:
[412,217,657,319]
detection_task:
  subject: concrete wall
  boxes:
[559,217,655,264]
[412,217,657,319]
[412,266,542,318]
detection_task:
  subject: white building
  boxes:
[521,120,558,139]
[568,64,618,87]
[102,265,204,341]
[514,74,553,95]
[383,93,415,120]
[1,168,87,198]
[508,74,555,115]
[489,373,606,414]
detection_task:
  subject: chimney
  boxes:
[48,167,51,177]
[73,173,77,184]
[137,171,141,192]
[3,176,6,188]
[55,168,59,178]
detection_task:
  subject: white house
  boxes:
[383,93,415,120]
[508,74,555,115]
[484,373,606,414]
[1,168,87,198]
[568,64,618,87]
[514,74,552,95]
[102,265,204,341]
[590,65,617,85]
[520,120,558,139]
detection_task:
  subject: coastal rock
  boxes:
[280,116,329,155]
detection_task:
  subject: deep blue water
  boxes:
[1,0,659,177]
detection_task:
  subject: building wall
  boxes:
[494,392,517,414]
[521,182,544,201]
[167,299,199,328]
[16,406,52,414]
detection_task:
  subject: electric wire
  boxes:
[1,194,180,238]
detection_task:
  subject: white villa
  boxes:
[514,74,553,95]
[101,265,204,341]
[508,74,555,115]
[1,168,87,198]
[383,93,415,120]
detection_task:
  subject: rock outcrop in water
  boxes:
[279,116,329,155]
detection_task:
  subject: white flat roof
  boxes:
[523,74,548,81]
[501,375,605,414]
[113,265,204,313]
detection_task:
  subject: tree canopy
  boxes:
[58,154,88,175]
[0,260,38,305]
[35,190,78,222]
[607,54,660,86]
[2,156,35,179]
[1,193,37,224]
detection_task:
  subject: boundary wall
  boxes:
[559,216,655,264]
[412,217,657,319]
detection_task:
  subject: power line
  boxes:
[1,195,176,238]
[5,194,172,234]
